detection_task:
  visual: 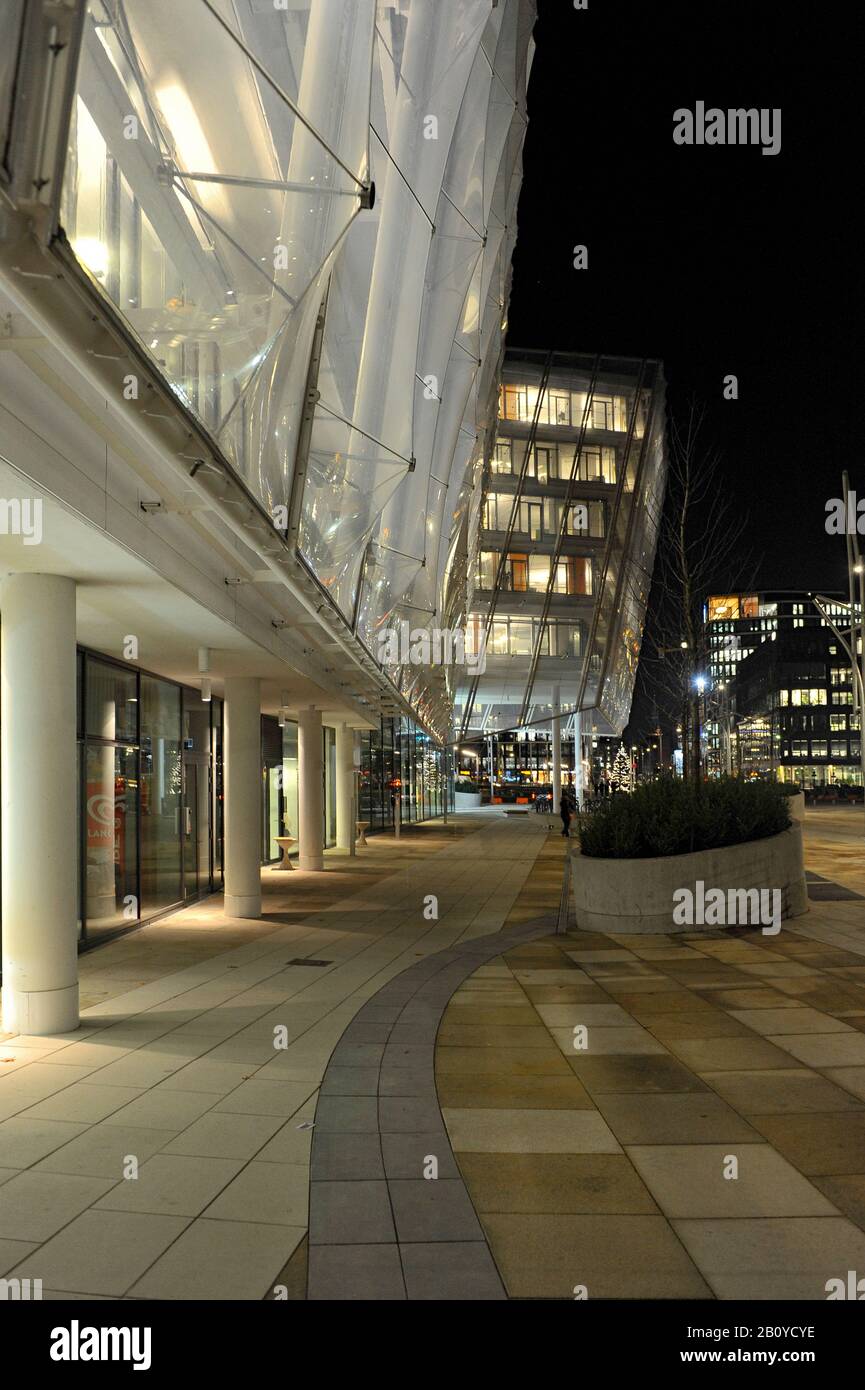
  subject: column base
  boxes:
[298,856,324,872]
[224,894,261,919]
[2,982,79,1037]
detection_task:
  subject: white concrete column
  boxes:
[1,573,79,1034]
[573,712,584,804]
[551,685,562,807]
[298,705,324,871]
[224,677,261,918]
[335,721,355,854]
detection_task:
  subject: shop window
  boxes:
[83,743,138,935]
[140,675,182,913]
[85,658,137,742]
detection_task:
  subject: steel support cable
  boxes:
[200,0,368,193]
[369,124,435,231]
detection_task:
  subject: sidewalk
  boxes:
[1,807,863,1300]
[0,814,551,1299]
[440,807,865,1299]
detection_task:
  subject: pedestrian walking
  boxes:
[559,794,572,838]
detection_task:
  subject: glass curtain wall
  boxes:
[76,650,225,948]
[358,717,448,831]
[82,657,138,938]
[261,716,283,863]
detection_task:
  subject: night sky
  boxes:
[508,0,863,597]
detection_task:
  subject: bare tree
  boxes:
[639,399,755,782]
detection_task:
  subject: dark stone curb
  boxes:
[306,914,557,1300]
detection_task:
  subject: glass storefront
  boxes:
[3,647,449,961]
[78,652,219,945]
[359,717,449,830]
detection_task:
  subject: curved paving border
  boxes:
[307,913,557,1300]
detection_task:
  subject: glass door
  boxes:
[182,755,211,900]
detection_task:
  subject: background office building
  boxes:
[456,349,668,802]
[0,0,535,1033]
[703,592,863,780]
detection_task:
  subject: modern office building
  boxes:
[731,625,863,787]
[703,591,862,777]
[455,349,668,800]
[0,0,536,1033]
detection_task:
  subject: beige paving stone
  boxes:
[728,1006,854,1035]
[512,969,590,985]
[0,1170,117,1241]
[811,1175,865,1231]
[19,1083,145,1125]
[158,1058,264,1094]
[204,1161,308,1225]
[534,1003,633,1029]
[551,1025,667,1057]
[737,962,824,979]
[665,1036,800,1072]
[435,1046,572,1076]
[100,1087,218,1132]
[436,1023,556,1049]
[703,1067,865,1115]
[672,1216,865,1300]
[443,1106,621,1154]
[440,1005,540,1026]
[626,1144,838,1218]
[458,1152,659,1214]
[565,950,635,963]
[569,1054,709,1094]
[824,1067,865,1101]
[0,1062,101,1100]
[129,1219,299,1300]
[702,987,804,1010]
[594,1092,759,1145]
[0,1238,39,1276]
[35,1123,177,1178]
[481,1213,711,1299]
[83,1043,212,1089]
[0,1118,89,1167]
[8,1210,190,1295]
[435,1071,594,1110]
[644,1013,754,1040]
[94,1154,243,1216]
[519,982,610,1004]
[746,1111,865,1176]
[765,1032,865,1067]
[162,1110,286,1160]
[610,990,714,1015]
[600,976,688,995]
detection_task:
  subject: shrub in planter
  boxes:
[577,776,791,860]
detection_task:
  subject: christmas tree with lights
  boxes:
[609,742,634,794]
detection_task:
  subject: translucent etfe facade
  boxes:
[457,350,668,744]
[0,2,534,1031]
[0,0,535,745]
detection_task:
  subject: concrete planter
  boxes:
[454,790,482,810]
[570,823,808,934]
[785,789,805,821]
